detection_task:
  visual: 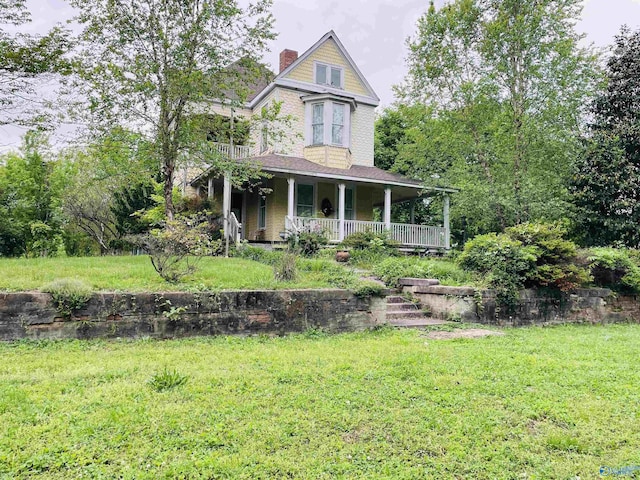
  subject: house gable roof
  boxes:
[249,31,380,108]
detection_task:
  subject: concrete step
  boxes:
[398,278,440,287]
[386,295,409,304]
[388,318,448,328]
[385,302,419,312]
[386,310,428,321]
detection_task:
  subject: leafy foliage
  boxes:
[42,278,93,319]
[571,27,640,247]
[69,0,276,219]
[130,213,221,283]
[287,231,328,257]
[587,248,640,293]
[386,0,599,239]
[273,252,297,282]
[373,257,472,288]
[458,223,590,310]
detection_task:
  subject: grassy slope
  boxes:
[1,325,639,479]
[0,256,331,292]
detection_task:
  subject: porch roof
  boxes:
[193,154,457,193]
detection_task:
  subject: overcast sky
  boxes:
[2,0,640,150]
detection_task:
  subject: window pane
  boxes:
[332,125,343,145]
[332,104,344,145]
[332,104,344,125]
[313,103,324,123]
[298,184,314,206]
[258,197,266,228]
[331,67,341,87]
[313,125,324,145]
[316,64,327,84]
[345,188,354,220]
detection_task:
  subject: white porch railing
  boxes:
[211,142,252,159]
[228,212,242,245]
[286,216,448,249]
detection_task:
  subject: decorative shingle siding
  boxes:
[284,39,369,97]
[303,146,351,169]
[350,105,375,167]
[253,87,305,157]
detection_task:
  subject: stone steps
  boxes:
[385,294,447,327]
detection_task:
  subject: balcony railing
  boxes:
[286,216,448,249]
[211,142,252,159]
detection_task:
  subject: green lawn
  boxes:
[0,256,332,292]
[1,325,639,478]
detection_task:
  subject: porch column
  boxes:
[409,198,417,225]
[223,174,231,238]
[338,183,346,241]
[384,187,392,230]
[207,177,214,200]
[443,194,451,250]
[287,176,295,219]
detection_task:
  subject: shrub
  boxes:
[587,248,640,293]
[458,233,537,310]
[373,257,473,288]
[506,222,590,291]
[148,368,189,392]
[274,252,297,282]
[458,223,591,311]
[130,213,220,283]
[42,279,93,319]
[288,231,328,257]
[340,231,398,251]
[352,280,386,298]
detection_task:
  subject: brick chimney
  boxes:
[279,49,298,73]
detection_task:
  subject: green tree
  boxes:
[572,27,640,247]
[70,0,276,220]
[393,0,599,239]
[0,0,71,126]
[0,132,66,256]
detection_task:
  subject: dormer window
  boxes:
[315,62,343,89]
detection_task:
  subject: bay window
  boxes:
[306,100,350,148]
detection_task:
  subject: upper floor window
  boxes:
[306,100,350,148]
[315,62,343,89]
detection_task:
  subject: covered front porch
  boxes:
[191,154,455,250]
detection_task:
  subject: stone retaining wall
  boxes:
[405,285,638,326]
[0,290,386,341]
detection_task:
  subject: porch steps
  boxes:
[385,295,447,328]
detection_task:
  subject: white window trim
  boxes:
[304,100,351,148]
[258,195,267,230]
[314,61,344,89]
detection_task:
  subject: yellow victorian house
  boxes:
[190,31,454,249]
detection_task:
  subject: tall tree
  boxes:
[394,0,599,238]
[70,0,276,219]
[572,27,640,247]
[0,0,71,127]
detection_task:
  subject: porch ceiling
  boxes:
[192,154,457,193]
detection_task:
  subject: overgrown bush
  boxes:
[458,233,537,310]
[458,222,591,311]
[42,279,93,319]
[587,248,640,293]
[340,231,398,251]
[130,212,220,283]
[506,223,590,291]
[288,231,328,257]
[373,257,473,288]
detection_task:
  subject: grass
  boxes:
[1,324,639,478]
[0,256,333,292]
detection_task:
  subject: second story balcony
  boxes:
[210,142,252,160]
